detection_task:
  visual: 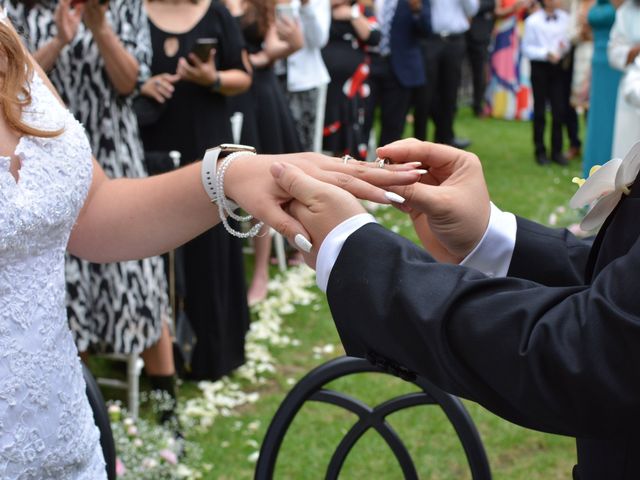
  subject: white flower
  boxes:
[570,142,640,230]
[247,451,260,463]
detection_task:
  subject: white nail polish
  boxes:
[412,169,428,175]
[294,234,313,253]
[384,191,406,204]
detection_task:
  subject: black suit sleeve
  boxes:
[507,216,592,286]
[327,223,640,437]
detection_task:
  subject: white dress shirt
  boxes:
[316,203,517,292]
[430,0,479,35]
[285,0,331,92]
[624,57,640,109]
[522,8,571,61]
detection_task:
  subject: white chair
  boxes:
[232,111,288,272]
[95,353,145,420]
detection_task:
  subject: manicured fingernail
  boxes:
[384,191,406,204]
[412,169,428,175]
[294,234,313,253]
[270,162,285,178]
[407,162,423,167]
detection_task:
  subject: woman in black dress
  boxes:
[322,0,379,160]
[224,0,304,305]
[140,0,252,381]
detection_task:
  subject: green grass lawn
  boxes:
[101,109,588,479]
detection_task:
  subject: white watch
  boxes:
[201,143,256,209]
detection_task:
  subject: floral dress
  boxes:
[485,0,533,120]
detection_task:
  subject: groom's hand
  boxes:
[378,139,491,263]
[270,162,366,268]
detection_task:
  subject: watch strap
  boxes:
[201,146,222,203]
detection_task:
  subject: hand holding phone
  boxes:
[189,38,218,63]
[177,38,220,88]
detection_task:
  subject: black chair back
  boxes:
[83,363,117,480]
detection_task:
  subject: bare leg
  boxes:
[142,322,179,425]
[141,322,175,376]
[247,223,271,306]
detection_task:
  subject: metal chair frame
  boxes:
[255,356,491,480]
[83,363,117,480]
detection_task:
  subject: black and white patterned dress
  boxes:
[6,0,170,354]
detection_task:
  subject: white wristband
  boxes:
[201,144,256,211]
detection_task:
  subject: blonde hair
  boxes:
[0,20,61,138]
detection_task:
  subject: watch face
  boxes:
[220,143,257,154]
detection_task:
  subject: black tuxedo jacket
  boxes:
[327,176,640,479]
[387,0,432,88]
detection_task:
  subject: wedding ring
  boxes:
[155,80,162,88]
[375,157,389,168]
[341,154,354,165]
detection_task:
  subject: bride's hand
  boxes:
[224,152,424,250]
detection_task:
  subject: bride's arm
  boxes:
[68,159,219,262]
[68,151,423,263]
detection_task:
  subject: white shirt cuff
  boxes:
[316,213,377,292]
[460,202,517,278]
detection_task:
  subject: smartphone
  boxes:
[190,38,218,63]
[275,3,296,20]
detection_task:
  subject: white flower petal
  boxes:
[615,141,640,189]
[570,158,622,208]
[580,191,622,231]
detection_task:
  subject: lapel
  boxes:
[585,171,640,282]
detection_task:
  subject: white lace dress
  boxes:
[0,67,106,478]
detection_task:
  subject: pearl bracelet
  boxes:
[214,151,264,238]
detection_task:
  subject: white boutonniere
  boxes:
[570,142,640,231]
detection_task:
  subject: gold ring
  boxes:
[341,154,354,164]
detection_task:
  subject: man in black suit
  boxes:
[466,0,496,116]
[270,138,640,479]
[412,0,479,147]
[364,0,431,148]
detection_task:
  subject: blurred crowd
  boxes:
[5,0,639,429]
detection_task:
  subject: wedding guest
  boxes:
[411,0,479,148]
[568,0,594,115]
[465,0,495,117]
[273,135,640,480]
[277,0,331,152]
[559,0,582,161]
[363,0,431,148]
[140,0,252,383]
[0,5,425,474]
[224,0,304,305]
[485,0,534,120]
[4,0,179,413]
[522,0,570,165]
[608,0,640,159]
[322,0,380,159]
